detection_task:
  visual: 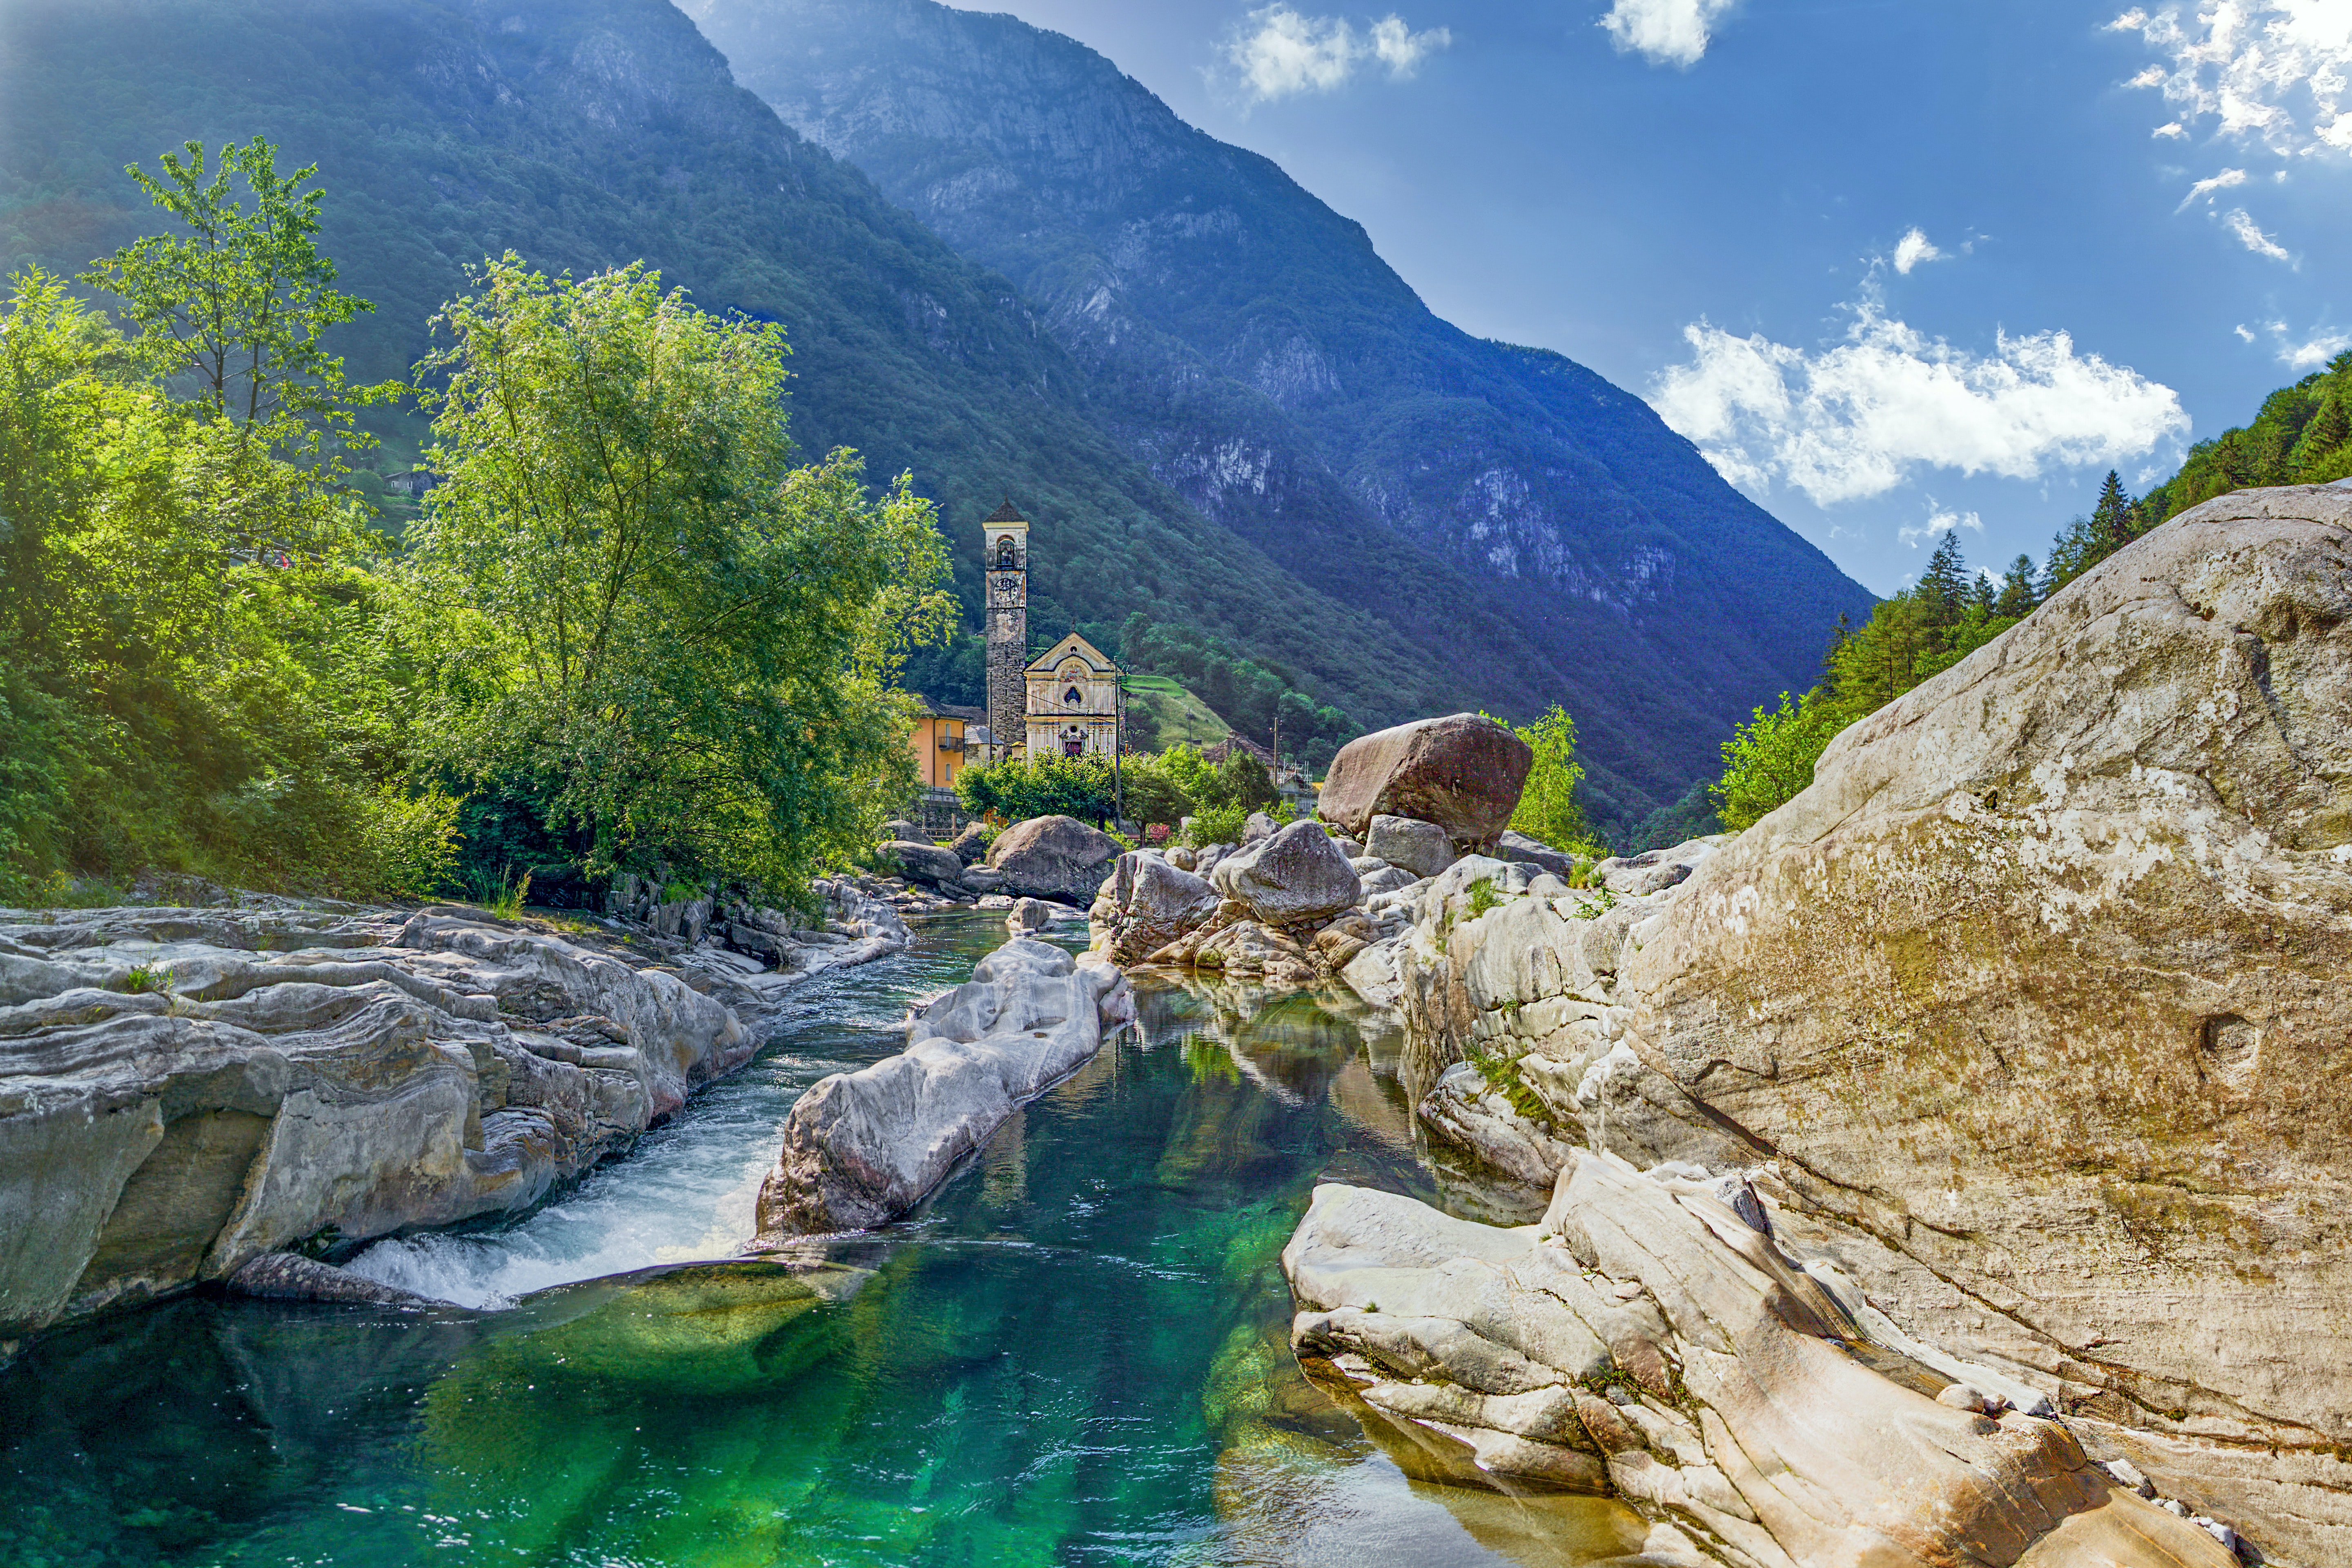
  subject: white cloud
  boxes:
[2262,318,2352,365]
[2224,205,2297,257]
[1891,227,1944,274]
[2237,321,2260,339]
[1368,15,1446,73]
[1899,503,1987,548]
[2112,3,2352,156]
[2178,165,2250,206]
[1651,293,2191,506]
[1225,6,1450,100]
[1600,0,1740,69]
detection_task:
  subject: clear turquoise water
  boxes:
[0,913,1646,1568]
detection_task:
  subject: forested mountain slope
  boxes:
[690,0,1877,828]
[0,0,1461,739]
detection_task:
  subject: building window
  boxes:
[996,536,1016,570]
[1064,686,1083,707]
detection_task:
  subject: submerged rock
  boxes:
[1282,1150,2235,1568]
[225,1251,439,1307]
[752,937,1131,1238]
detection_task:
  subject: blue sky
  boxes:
[964,0,2352,595]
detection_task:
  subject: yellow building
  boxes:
[1024,632,1122,759]
[908,695,988,790]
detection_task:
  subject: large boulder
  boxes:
[1283,1152,2235,1567]
[1383,488,2352,1564]
[986,815,1123,904]
[1209,820,1362,927]
[753,938,1130,1237]
[878,839,965,889]
[1319,713,1532,847]
[1091,851,1219,964]
[1611,488,2352,1563]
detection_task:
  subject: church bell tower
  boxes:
[981,499,1029,760]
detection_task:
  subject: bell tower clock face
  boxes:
[992,573,1023,603]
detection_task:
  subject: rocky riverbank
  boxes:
[0,877,912,1356]
[1082,489,2352,1564]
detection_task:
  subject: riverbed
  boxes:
[0,912,1646,1567]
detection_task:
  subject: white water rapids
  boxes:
[343,931,973,1308]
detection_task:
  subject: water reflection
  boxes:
[0,916,1642,1566]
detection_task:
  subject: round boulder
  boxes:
[1210,820,1362,927]
[1319,714,1533,847]
[987,815,1123,904]
[880,840,966,889]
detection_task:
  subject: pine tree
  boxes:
[1920,530,1969,625]
[1995,554,2037,618]
[2091,470,2132,548]
[2292,396,2350,480]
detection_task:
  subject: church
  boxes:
[979,499,1123,761]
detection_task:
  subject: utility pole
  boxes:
[1113,662,1125,829]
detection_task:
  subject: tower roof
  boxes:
[983,498,1027,524]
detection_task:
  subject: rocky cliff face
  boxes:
[687,0,1875,827]
[1378,486,2352,1566]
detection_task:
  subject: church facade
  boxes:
[979,499,1121,761]
[1024,632,1122,759]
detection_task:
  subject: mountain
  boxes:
[687,0,1877,829]
[0,0,1469,742]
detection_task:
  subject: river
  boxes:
[0,912,1646,1567]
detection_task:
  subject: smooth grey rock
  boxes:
[1241,811,1281,845]
[1006,897,1055,935]
[1614,488,2352,1563]
[1496,829,1582,880]
[1210,821,1361,927]
[225,1251,438,1307]
[958,865,1007,894]
[987,815,1122,904]
[0,906,779,1344]
[1592,836,1722,897]
[1330,837,1365,859]
[1282,1154,2232,1567]
[753,940,1130,1237]
[880,839,964,888]
[1165,845,1197,872]
[1365,814,1457,878]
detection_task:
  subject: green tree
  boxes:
[1918,531,1970,624]
[2090,470,2132,549]
[1488,705,1602,853]
[1994,554,2038,619]
[403,256,953,888]
[953,754,1116,823]
[81,139,393,450]
[1711,690,1849,831]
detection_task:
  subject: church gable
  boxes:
[1023,632,1116,677]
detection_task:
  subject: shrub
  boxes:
[1181,803,1247,848]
